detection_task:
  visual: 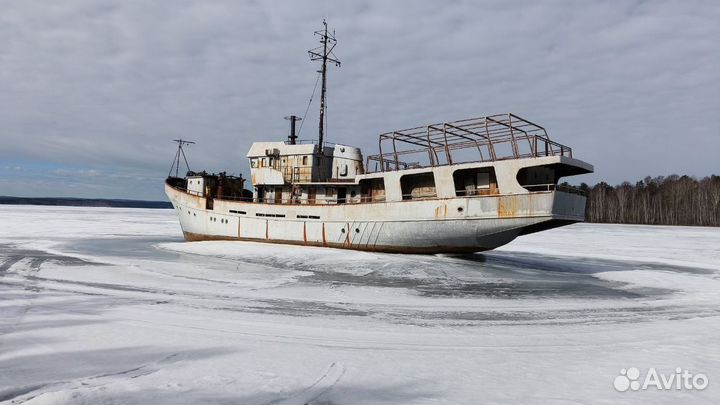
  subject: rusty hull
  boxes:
[166,180,587,254]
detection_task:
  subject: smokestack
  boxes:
[284,115,301,145]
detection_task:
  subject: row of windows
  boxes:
[225,208,320,220]
[250,155,318,168]
[209,216,228,224]
[184,208,319,222]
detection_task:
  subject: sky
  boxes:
[0,0,718,200]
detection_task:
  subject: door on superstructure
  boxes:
[308,187,316,204]
[337,187,347,204]
[274,187,283,204]
[205,182,214,210]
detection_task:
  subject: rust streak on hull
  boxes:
[322,223,327,247]
[497,196,518,218]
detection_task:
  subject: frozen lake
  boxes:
[1,205,719,404]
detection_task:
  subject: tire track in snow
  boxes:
[270,362,346,405]
[2,353,180,404]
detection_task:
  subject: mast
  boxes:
[308,20,340,152]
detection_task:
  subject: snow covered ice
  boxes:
[1,205,719,404]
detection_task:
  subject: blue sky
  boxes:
[1,0,718,200]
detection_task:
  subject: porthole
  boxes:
[355,228,360,233]
[341,228,346,233]
[457,207,464,213]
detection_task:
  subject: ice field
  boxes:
[1,205,719,404]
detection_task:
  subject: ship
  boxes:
[165,21,594,254]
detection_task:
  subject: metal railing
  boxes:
[401,192,438,200]
[366,113,573,173]
[521,183,587,196]
[169,182,584,207]
[285,139,337,147]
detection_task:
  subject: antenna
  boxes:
[168,139,195,178]
[308,19,340,152]
[284,115,302,145]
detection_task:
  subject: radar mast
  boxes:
[308,20,340,152]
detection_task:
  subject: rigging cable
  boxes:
[297,72,322,137]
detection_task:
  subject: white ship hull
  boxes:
[165,181,587,253]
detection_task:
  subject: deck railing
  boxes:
[169,182,584,206]
[521,183,587,196]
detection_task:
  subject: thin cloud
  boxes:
[50,168,103,177]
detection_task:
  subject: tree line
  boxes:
[571,175,720,226]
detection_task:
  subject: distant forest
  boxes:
[573,175,720,227]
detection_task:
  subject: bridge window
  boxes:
[453,167,498,196]
[400,172,437,200]
[359,178,385,202]
[516,166,557,192]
